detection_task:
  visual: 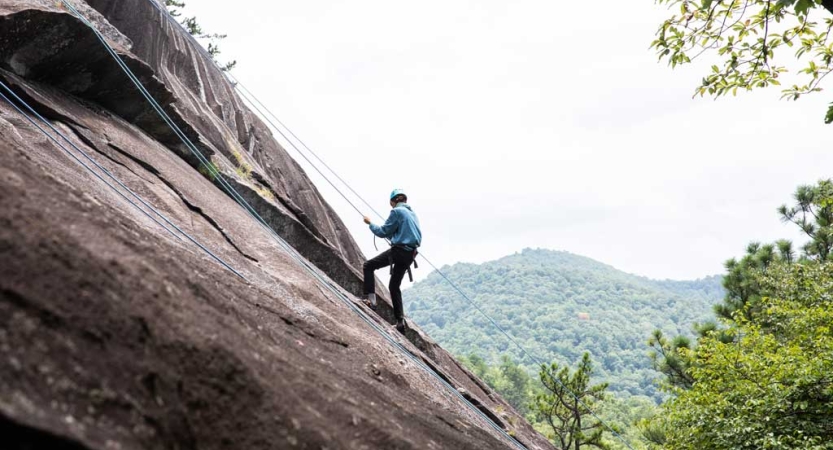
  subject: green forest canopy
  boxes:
[405,249,724,401]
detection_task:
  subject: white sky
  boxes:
[181,0,833,281]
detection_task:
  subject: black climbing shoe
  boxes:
[395,319,406,334]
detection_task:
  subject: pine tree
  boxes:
[717,240,794,321]
[778,180,833,261]
[535,353,610,450]
[163,0,237,71]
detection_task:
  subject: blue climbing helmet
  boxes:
[390,188,406,201]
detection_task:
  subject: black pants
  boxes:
[363,247,414,320]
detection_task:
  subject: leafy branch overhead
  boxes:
[164,0,237,72]
[651,0,833,122]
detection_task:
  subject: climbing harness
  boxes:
[190,32,637,450]
[147,1,634,445]
[373,234,417,282]
[199,14,633,446]
[409,248,419,281]
[55,2,530,448]
[388,245,418,282]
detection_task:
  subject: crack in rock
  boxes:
[61,122,157,186]
[155,174,259,263]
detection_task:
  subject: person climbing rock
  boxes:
[363,189,422,334]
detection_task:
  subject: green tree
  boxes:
[460,353,489,378]
[535,353,610,450]
[647,330,695,390]
[164,0,185,17]
[717,240,793,320]
[461,353,657,449]
[716,180,833,320]
[650,180,833,392]
[494,355,535,415]
[460,354,535,415]
[651,0,833,122]
[164,0,237,71]
[645,180,833,448]
[648,243,780,392]
[779,179,833,260]
[659,263,833,449]
[599,396,660,450]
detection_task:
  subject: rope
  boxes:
[210,69,636,449]
[232,91,638,450]
[0,80,247,281]
[252,122,635,450]
[127,1,634,447]
[233,83,367,218]
[230,79,377,216]
[57,2,526,447]
[140,6,637,446]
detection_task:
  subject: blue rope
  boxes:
[243,112,634,450]
[229,80,369,218]
[150,9,636,448]
[212,69,635,448]
[57,2,526,447]
[130,2,634,447]
[0,81,246,281]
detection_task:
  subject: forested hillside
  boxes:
[405,249,723,400]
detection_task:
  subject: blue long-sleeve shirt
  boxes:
[370,203,422,250]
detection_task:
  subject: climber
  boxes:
[363,188,422,334]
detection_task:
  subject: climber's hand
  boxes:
[363,216,372,225]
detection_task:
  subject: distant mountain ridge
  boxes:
[405,248,724,400]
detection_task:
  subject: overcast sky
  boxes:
[181,0,832,281]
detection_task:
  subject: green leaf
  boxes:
[825,103,833,124]
[794,0,815,16]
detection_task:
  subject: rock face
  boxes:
[0,1,554,449]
